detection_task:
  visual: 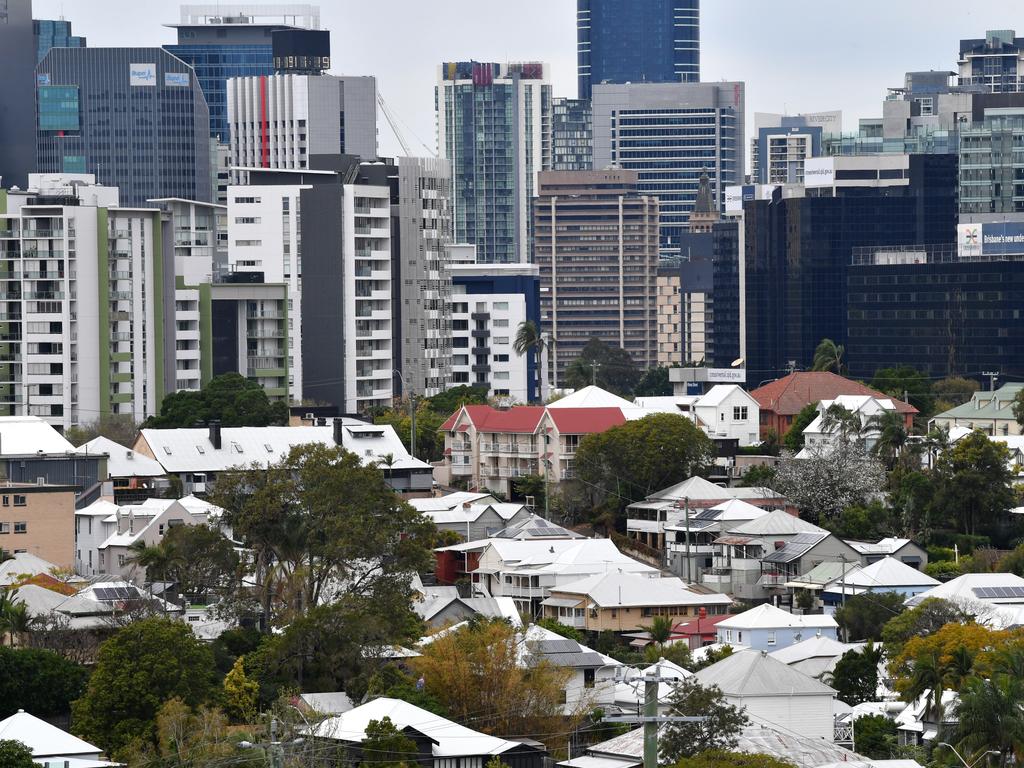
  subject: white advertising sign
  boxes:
[707,368,746,383]
[803,158,835,188]
[130,63,156,87]
[957,223,982,258]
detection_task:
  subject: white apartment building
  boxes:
[0,175,169,430]
[226,73,377,173]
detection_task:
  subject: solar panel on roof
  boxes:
[972,586,1024,599]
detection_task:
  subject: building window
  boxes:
[13,495,26,507]
[13,522,26,534]
[118,555,126,567]
[0,523,9,534]
[733,406,748,421]
[767,631,776,646]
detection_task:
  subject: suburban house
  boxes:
[612,658,691,714]
[798,395,904,456]
[693,649,839,742]
[635,385,761,447]
[75,435,168,502]
[662,498,769,581]
[135,419,432,496]
[904,572,1024,610]
[705,510,842,600]
[0,709,118,767]
[415,592,521,630]
[757,531,865,604]
[75,495,224,580]
[408,493,533,541]
[820,557,940,611]
[0,481,77,568]
[715,603,839,651]
[929,383,1024,437]
[306,697,547,768]
[12,582,118,630]
[896,690,958,747]
[750,371,916,439]
[540,571,732,632]
[768,635,865,679]
[627,475,789,554]
[521,624,621,714]
[668,613,735,650]
[846,537,928,567]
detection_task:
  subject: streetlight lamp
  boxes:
[392,369,416,460]
[937,743,999,768]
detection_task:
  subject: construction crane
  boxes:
[377,91,435,158]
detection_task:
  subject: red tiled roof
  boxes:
[670,614,735,637]
[546,407,626,434]
[749,372,918,416]
[440,404,546,434]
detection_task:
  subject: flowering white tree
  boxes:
[773,438,887,521]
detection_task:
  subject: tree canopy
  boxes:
[834,591,904,642]
[669,751,796,768]
[660,678,748,762]
[783,402,819,452]
[64,413,139,448]
[870,366,933,416]
[145,372,288,428]
[811,338,845,374]
[828,644,883,706]
[0,740,35,768]
[564,338,640,396]
[634,366,674,397]
[0,646,88,718]
[772,439,886,522]
[931,431,1015,539]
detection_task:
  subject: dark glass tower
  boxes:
[34,18,85,63]
[578,0,699,100]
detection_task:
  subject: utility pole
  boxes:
[409,392,417,460]
[983,371,1000,392]
[592,362,601,386]
[683,497,691,583]
[270,718,283,768]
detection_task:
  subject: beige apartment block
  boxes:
[0,482,76,568]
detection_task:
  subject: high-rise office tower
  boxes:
[34,17,85,63]
[165,4,321,141]
[592,82,744,260]
[436,61,552,265]
[577,0,699,101]
[226,73,378,169]
[533,169,660,380]
[958,30,1024,93]
[751,111,840,185]
[0,0,36,190]
[550,97,593,172]
[35,48,212,207]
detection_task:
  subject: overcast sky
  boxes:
[33,0,1022,163]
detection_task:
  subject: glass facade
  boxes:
[578,0,699,100]
[35,47,212,206]
[551,97,592,171]
[34,19,85,64]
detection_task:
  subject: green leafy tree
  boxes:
[670,751,796,768]
[868,410,911,469]
[536,617,584,643]
[365,665,447,716]
[834,592,904,642]
[634,366,673,396]
[122,698,238,768]
[373,404,447,462]
[738,464,777,488]
[871,366,933,416]
[574,413,713,528]
[564,338,641,396]
[425,385,490,415]
[0,740,35,768]
[647,615,674,645]
[72,617,218,759]
[691,644,734,671]
[0,646,88,718]
[881,598,972,658]
[362,716,418,768]
[822,501,898,541]
[827,644,883,705]
[932,431,1015,538]
[853,714,898,759]
[140,523,239,605]
[145,372,288,428]
[949,673,1024,767]
[1014,389,1024,431]
[811,338,845,374]
[222,657,258,724]
[933,377,981,409]
[513,321,546,402]
[211,626,264,675]
[660,677,748,761]
[511,474,545,511]
[64,413,139,448]
[783,402,819,452]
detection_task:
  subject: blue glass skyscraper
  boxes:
[34,18,85,63]
[578,0,699,100]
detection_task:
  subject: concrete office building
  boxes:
[551,97,593,172]
[393,157,454,399]
[165,4,321,141]
[0,175,175,431]
[533,169,660,380]
[751,112,839,185]
[34,17,85,63]
[35,47,212,207]
[592,82,744,260]
[577,0,700,100]
[449,258,543,404]
[227,73,378,170]
[0,0,36,190]
[959,30,1024,93]
[436,61,552,264]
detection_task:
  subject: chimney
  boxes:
[208,420,222,450]
[774,540,785,550]
[333,418,344,446]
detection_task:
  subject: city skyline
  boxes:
[32,0,1022,164]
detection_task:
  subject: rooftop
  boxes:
[548,571,732,609]
[0,415,76,454]
[725,510,827,537]
[75,436,166,478]
[904,571,1024,607]
[717,603,839,631]
[693,648,837,697]
[750,372,917,417]
[0,710,103,759]
[826,556,939,591]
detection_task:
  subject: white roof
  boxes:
[499,539,656,577]
[697,384,750,407]
[548,386,635,410]
[846,537,915,555]
[0,416,75,454]
[75,436,165,477]
[552,571,732,609]
[632,396,697,414]
[769,635,863,666]
[138,421,431,473]
[408,492,495,513]
[75,499,120,518]
[298,692,354,715]
[693,648,836,697]
[307,697,528,757]
[904,572,1024,607]
[726,509,827,536]
[423,503,528,527]
[0,710,102,758]
[0,552,60,585]
[718,603,839,631]
[709,498,771,521]
[826,557,939,591]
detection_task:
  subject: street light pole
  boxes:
[392,369,415,460]
[938,743,999,768]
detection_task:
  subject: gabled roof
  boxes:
[637,476,783,506]
[550,571,732,609]
[932,383,1024,421]
[696,384,755,408]
[0,710,103,758]
[904,572,1024,607]
[827,557,939,591]
[750,372,917,417]
[544,407,626,434]
[548,386,635,410]
[717,603,838,631]
[440,404,546,434]
[308,697,539,757]
[0,552,60,586]
[693,648,836,697]
[768,636,862,666]
[726,510,826,536]
[709,498,771,521]
[75,436,165,477]
[761,531,832,563]
[408,492,495,513]
[846,537,915,555]
[785,561,848,589]
[492,515,585,540]
[0,415,76,454]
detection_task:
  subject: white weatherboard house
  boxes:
[769,635,865,679]
[0,709,118,767]
[716,603,839,651]
[693,649,839,742]
[903,572,1024,608]
[821,556,939,610]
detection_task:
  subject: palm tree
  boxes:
[811,338,846,374]
[943,645,976,692]
[820,404,864,442]
[513,321,546,399]
[126,539,172,582]
[647,615,674,647]
[868,409,910,469]
[904,650,946,727]
[0,589,32,646]
[950,674,1024,768]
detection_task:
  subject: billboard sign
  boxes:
[957,223,982,257]
[707,368,746,384]
[959,221,1024,257]
[803,157,835,187]
[130,63,156,87]
[164,71,189,87]
[725,184,756,212]
[37,73,50,86]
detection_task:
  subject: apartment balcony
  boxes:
[451,463,473,476]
